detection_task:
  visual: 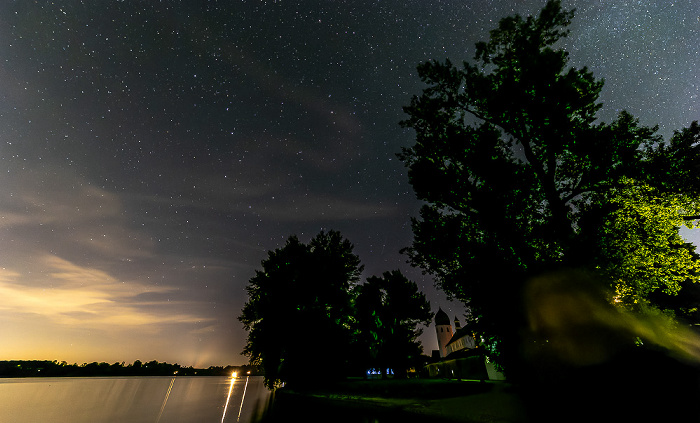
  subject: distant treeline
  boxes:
[0,360,261,378]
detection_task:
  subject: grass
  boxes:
[263,378,525,423]
[285,377,497,400]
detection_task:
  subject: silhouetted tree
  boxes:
[239,230,363,389]
[399,0,700,368]
[354,270,432,378]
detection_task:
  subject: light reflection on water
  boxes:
[0,376,271,423]
[156,376,176,423]
[220,374,236,423]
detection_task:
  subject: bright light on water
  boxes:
[220,375,236,423]
[237,376,250,422]
[156,377,176,423]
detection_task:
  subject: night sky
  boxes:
[1,1,699,367]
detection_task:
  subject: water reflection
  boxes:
[221,373,235,423]
[156,376,176,423]
[236,375,250,422]
[0,376,271,423]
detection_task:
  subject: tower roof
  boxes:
[435,308,451,326]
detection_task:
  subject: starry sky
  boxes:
[1,1,699,368]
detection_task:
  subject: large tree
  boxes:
[239,230,363,389]
[399,0,700,367]
[354,270,432,378]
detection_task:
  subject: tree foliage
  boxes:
[354,270,432,378]
[240,232,435,388]
[593,178,700,304]
[399,0,700,366]
[239,230,363,389]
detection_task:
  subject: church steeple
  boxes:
[435,308,453,358]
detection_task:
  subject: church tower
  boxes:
[435,308,453,358]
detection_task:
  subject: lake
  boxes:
[0,375,271,423]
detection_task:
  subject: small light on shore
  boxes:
[232,372,237,378]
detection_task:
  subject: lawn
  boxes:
[285,377,497,399]
[262,378,527,423]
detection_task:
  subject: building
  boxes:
[434,308,476,358]
[427,308,504,380]
[444,316,476,356]
[434,308,454,358]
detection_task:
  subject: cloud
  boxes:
[0,255,212,330]
[0,212,35,227]
[0,166,156,262]
[256,195,400,222]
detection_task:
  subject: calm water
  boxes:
[0,376,271,423]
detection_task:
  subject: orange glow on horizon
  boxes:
[0,255,241,367]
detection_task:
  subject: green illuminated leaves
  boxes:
[596,178,700,305]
